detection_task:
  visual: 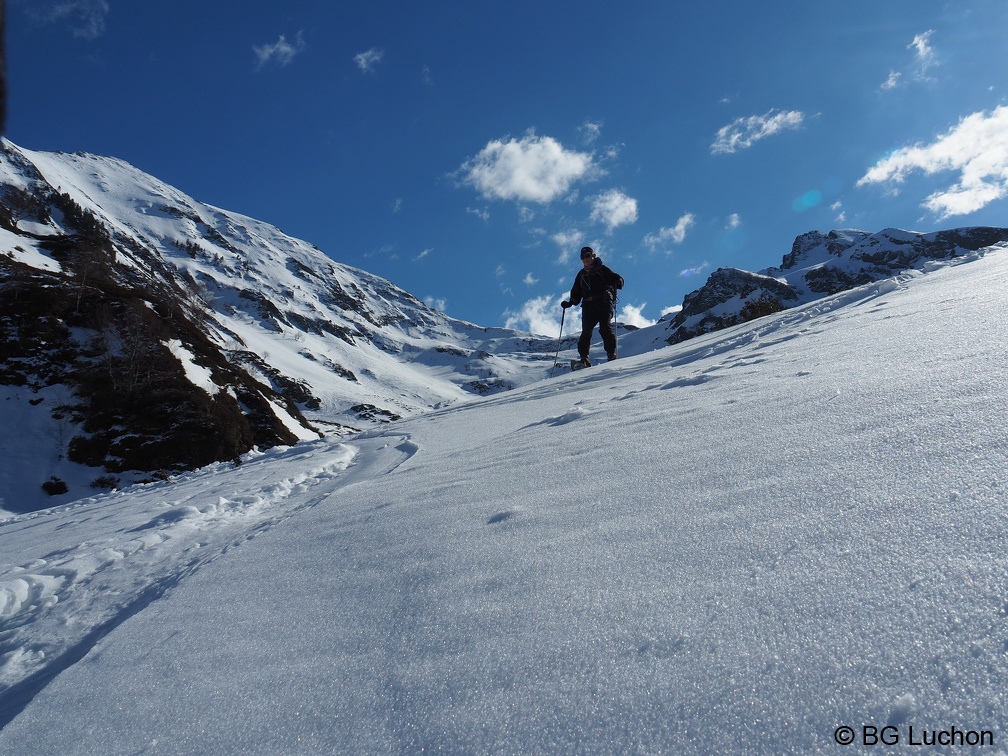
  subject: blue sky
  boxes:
[7,1,1008,334]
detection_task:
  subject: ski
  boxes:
[570,359,591,371]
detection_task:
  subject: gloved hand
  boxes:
[561,300,572,309]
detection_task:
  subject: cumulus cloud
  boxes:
[460,132,596,204]
[590,190,638,231]
[661,304,683,318]
[618,303,656,329]
[504,294,564,337]
[254,32,306,69]
[644,213,696,251]
[711,109,805,154]
[354,48,385,74]
[857,105,1008,219]
[424,296,447,312]
[551,229,585,264]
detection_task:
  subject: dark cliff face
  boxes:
[0,218,309,479]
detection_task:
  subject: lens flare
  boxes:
[792,189,822,213]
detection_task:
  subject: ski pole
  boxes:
[613,306,618,359]
[549,305,566,378]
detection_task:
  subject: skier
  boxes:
[561,246,623,368]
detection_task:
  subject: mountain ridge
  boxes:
[2,138,1006,512]
[659,225,1008,345]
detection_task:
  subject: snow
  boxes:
[1,249,1007,752]
[165,339,218,396]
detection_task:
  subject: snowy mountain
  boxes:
[2,139,1006,519]
[0,246,1006,753]
[0,140,561,512]
[658,226,1008,345]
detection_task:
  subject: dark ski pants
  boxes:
[578,300,616,359]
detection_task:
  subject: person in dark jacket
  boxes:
[561,246,624,367]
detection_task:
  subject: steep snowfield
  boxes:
[1,247,1006,753]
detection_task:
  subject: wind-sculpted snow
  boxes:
[1,250,1007,753]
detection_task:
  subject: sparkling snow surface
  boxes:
[1,250,1007,753]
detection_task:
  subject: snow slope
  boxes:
[1,247,1007,753]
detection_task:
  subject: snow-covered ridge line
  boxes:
[653,225,1008,346]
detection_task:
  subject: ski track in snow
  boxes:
[0,442,365,726]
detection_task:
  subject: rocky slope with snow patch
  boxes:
[0,140,557,512]
[658,226,1008,345]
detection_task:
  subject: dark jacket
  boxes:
[569,258,624,308]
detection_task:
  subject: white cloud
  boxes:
[680,262,709,279]
[618,303,655,329]
[661,304,683,318]
[857,105,1008,219]
[504,294,564,337]
[580,120,603,145]
[882,31,939,90]
[909,30,937,69]
[424,296,447,312]
[460,132,596,204]
[415,248,432,262]
[523,273,539,286]
[29,0,109,39]
[590,190,638,231]
[726,213,742,230]
[551,229,584,264]
[711,110,805,154]
[354,48,385,74]
[882,71,902,90]
[644,213,695,251]
[254,32,306,69]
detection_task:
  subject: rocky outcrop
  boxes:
[665,268,799,344]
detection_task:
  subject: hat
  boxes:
[580,246,595,259]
